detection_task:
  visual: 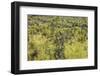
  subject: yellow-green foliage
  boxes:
[64,41,88,59]
[28,15,88,61]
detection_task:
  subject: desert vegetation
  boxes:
[27,15,88,61]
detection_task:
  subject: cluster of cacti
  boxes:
[27,15,88,61]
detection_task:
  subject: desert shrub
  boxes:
[28,15,88,60]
